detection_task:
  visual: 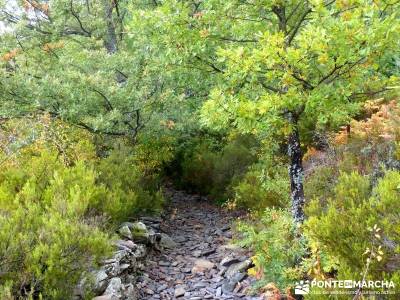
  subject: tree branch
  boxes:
[194,55,224,73]
[210,35,258,43]
[92,89,114,111]
[258,80,284,93]
[286,7,312,46]
[76,122,126,136]
[70,0,92,37]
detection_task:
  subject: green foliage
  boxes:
[232,157,290,210]
[126,0,399,225]
[237,208,308,290]
[298,101,400,297]
[198,1,400,138]
[174,134,289,210]
[305,170,400,296]
[179,139,218,195]
[176,135,257,201]
[305,172,372,266]
[0,150,111,299]
[96,147,165,220]
[305,99,400,203]
[132,134,176,185]
[0,0,186,141]
[304,165,338,205]
[0,119,167,298]
[0,281,13,300]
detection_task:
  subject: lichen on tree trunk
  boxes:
[288,126,305,224]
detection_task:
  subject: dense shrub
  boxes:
[237,208,308,290]
[232,156,289,210]
[0,118,167,298]
[237,170,400,297]
[177,134,258,201]
[0,150,112,299]
[96,147,165,221]
[304,165,338,206]
[173,133,289,209]
[133,134,176,183]
[179,140,217,194]
[305,170,400,297]
[301,100,400,297]
[303,99,400,210]
[334,99,400,174]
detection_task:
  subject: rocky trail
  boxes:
[88,187,262,300]
[137,187,259,300]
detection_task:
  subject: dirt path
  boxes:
[137,187,260,300]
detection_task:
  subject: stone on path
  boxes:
[225,259,253,278]
[159,233,177,249]
[201,248,216,256]
[104,277,123,297]
[174,287,186,297]
[93,269,109,294]
[220,254,241,267]
[143,288,154,295]
[130,222,150,242]
[222,279,237,293]
[92,295,119,300]
[115,240,136,250]
[192,250,202,257]
[216,286,222,297]
[191,259,215,273]
[118,225,132,240]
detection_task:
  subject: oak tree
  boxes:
[145,0,400,222]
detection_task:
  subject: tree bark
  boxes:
[102,0,118,54]
[288,124,305,224]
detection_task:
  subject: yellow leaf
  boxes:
[318,53,329,64]
[247,267,257,277]
[200,29,210,38]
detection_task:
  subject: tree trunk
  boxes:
[288,126,305,224]
[102,0,118,54]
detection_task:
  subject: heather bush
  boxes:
[303,100,400,183]
[0,151,112,299]
[301,101,400,297]
[0,119,167,298]
[334,100,400,174]
[96,147,165,221]
[304,165,338,206]
[304,170,400,298]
